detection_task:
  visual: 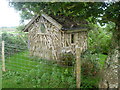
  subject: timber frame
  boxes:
[24,13,88,61]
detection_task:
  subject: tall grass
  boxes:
[2,51,107,88]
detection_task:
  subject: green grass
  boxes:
[98,53,107,68]
[3,51,75,88]
[2,51,107,88]
[0,27,16,34]
[5,51,40,71]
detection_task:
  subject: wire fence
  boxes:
[0,33,2,89]
[1,32,82,88]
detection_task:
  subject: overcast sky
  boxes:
[0,0,21,27]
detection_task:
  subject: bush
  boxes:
[2,62,76,88]
[2,51,103,88]
[81,51,101,76]
[59,52,75,66]
[88,24,112,54]
[1,32,27,56]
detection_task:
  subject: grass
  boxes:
[2,51,75,88]
[98,53,107,68]
[0,27,16,34]
[2,51,107,88]
[5,51,40,72]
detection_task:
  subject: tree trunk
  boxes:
[99,24,120,88]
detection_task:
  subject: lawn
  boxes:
[2,51,107,88]
[5,51,40,72]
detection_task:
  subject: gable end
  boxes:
[41,13,62,30]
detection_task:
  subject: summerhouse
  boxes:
[24,13,88,61]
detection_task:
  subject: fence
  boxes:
[1,32,82,88]
[0,63,1,89]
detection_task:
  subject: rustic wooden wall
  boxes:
[61,32,87,55]
[27,16,88,61]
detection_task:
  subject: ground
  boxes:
[2,51,107,88]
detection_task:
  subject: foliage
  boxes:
[9,2,120,52]
[0,27,17,34]
[16,25,25,31]
[88,24,113,54]
[5,1,120,88]
[10,2,120,26]
[81,51,107,76]
[81,76,100,88]
[1,32,27,56]
[59,52,75,66]
[9,2,102,23]
[1,25,110,88]
[2,51,107,88]
[2,51,76,88]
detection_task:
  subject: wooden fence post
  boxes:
[2,41,5,72]
[75,42,82,88]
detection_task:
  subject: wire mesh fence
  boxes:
[1,31,78,88]
[0,30,104,88]
[0,33,2,89]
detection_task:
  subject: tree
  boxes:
[10,1,120,88]
[88,23,113,54]
[98,2,119,88]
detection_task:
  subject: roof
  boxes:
[23,15,40,32]
[50,14,88,30]
[23,13,88,32]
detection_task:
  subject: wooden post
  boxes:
[2,41,5,72]
[75,42,82,88]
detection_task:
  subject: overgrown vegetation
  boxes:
[2,51,106,88]
[2,24,111,88]
[1,32,27,56]
[59,52,75,66]
[3,1,119,88]
[81,52,107,76]
[88,24,113,54]
[80,24,111,77]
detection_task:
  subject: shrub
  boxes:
[88,24,112,54]
[1,32,27,56]
[59,52,75,66]
[81,51,101,76]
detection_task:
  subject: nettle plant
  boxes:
[81,51,101,76]
[59,52,75,66]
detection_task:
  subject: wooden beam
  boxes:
[23,15,40,32]
[41,13,62,30]
[64,29,88,33]
[75,42,82,88]
[2,41,6,72]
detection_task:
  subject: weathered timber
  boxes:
[2,41,6,72]
[41,13,62,30]
[24,13,88,62]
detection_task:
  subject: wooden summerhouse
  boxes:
[24,13,88,61]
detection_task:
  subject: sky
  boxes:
[0,0,21,27]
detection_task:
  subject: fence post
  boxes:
[2,41,5,72]
[75,42,82,88]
